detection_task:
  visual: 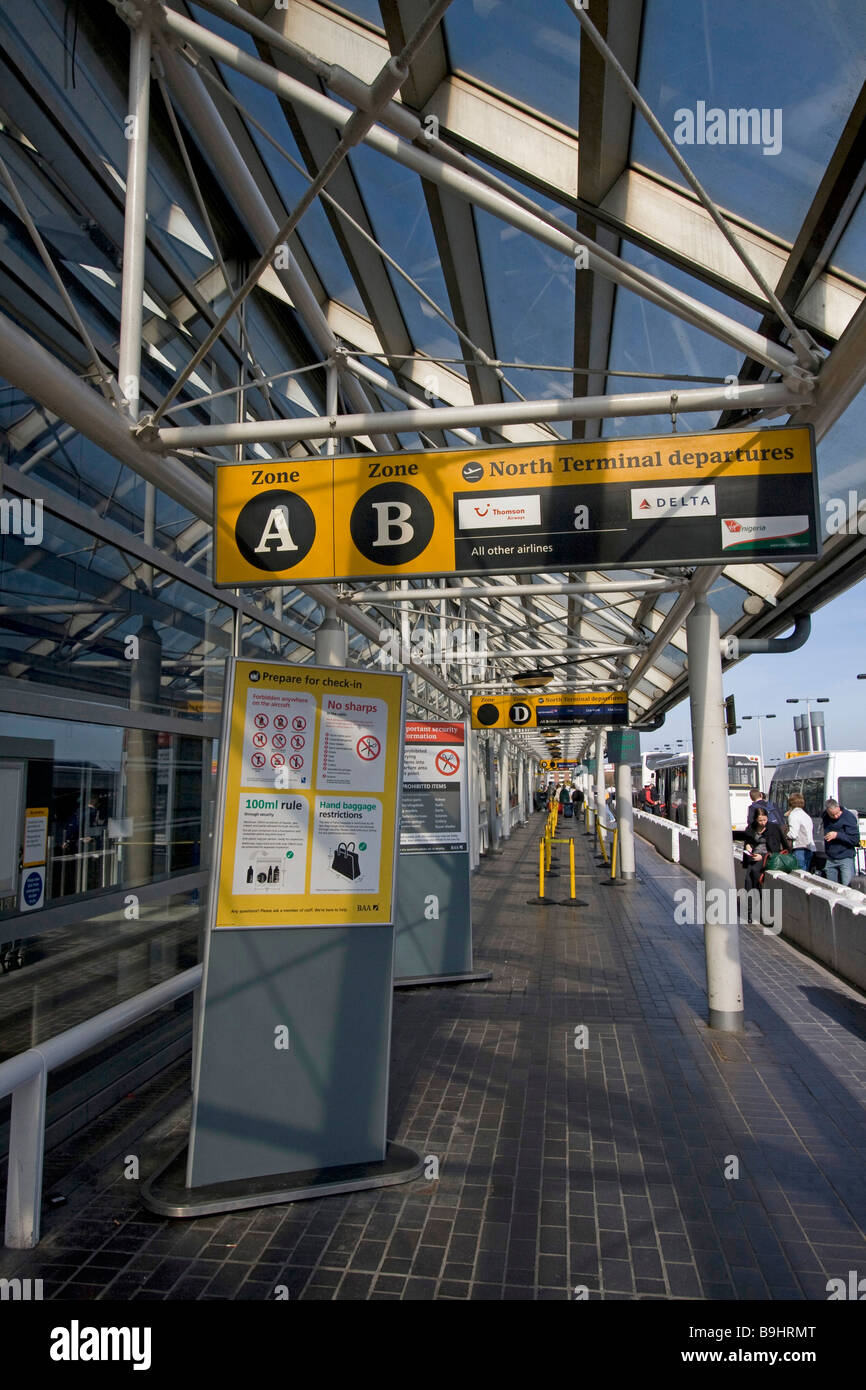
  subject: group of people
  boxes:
[742,789,860,890]
[534,782,585,817]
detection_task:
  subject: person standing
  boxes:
[821,799,859,886]
[743,808,791,892]
[785,793,814,871]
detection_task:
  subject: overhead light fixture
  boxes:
[512,668,554,688]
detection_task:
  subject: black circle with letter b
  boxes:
[350,482,434,566]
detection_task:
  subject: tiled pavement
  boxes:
[2,812,866,1301]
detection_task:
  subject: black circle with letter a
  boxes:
[350,482,434,566]
[235,491,316,572]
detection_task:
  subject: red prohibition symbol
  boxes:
[289,754,304,770]
[435,748,460,776]
[254,713,269,729]
[272,733,287,749]
[252,732,267,748]
[292,716,306,731]
[273,715,288,730]
[290,734,305,750]
[250,752,266,768]
[356,734,381,761]
[270,753,286,768]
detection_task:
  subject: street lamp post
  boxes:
[741,713,776,787]
[785,697,830,751]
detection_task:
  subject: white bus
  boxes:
[640,752,761,831]
[768,751,866,862]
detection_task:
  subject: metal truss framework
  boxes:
[0,0,863,768]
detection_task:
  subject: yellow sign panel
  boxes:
[216,661,405,928]
[470,691,628,730]
[214,426,817,584]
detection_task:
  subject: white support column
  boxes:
[687,600,744,1032]
[315,617,347,667]
[118,9,151,421]
[615,759,636,881]
[594,731,606,830]
[487,735,500,852]
[500,742,511,840]
[467,727,480,871]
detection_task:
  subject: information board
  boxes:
[215,425,818,584]
[215,661,405,927]
[471,691,628,729]
[400,721,468,854]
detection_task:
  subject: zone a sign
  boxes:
[214,425,818,585]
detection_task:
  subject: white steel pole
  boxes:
[118,9,151,421]
[615,758,636,880]
[154,381,800,450]
[594,731,605,834]
[315,617,348,667]
[687,600,744,1032]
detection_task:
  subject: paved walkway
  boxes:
[3,812,866,1300]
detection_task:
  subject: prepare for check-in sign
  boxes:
[214,425,818,585]
[215,661,404,928]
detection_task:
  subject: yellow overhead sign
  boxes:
[214,426,818,585]
[471,691,628,730]
[215,661,405,928]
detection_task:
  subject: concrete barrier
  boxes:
[633,810,679,863]
[633,813,866,989]
[833,901,866,992]
[677,828,701,876]
[765,871,811,952]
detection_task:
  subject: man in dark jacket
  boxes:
[745,789,785,831]
[821,800,860,886]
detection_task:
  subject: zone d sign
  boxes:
[214,425,818,585]
[471,692,628,730]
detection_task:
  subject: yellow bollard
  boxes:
[569,837,576,899]
[596,819,609,864]
[611,827,619,880]
[539,838,545,898]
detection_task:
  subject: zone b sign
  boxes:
[214,426,818,585]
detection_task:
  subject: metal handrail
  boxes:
[2,965,202,1249]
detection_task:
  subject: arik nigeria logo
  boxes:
[235,491,316,572]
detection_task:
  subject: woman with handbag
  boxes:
[785,792,814,872]
[743,808,791,892]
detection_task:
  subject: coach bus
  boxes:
[635,752,761,831]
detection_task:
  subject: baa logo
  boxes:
[249,670,261,682]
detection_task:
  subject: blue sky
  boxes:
[649,574,866,766]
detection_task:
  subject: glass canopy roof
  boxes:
[0,0,864,754]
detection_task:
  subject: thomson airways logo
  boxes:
[50,1321,151,1371]
[456,496,541,531]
